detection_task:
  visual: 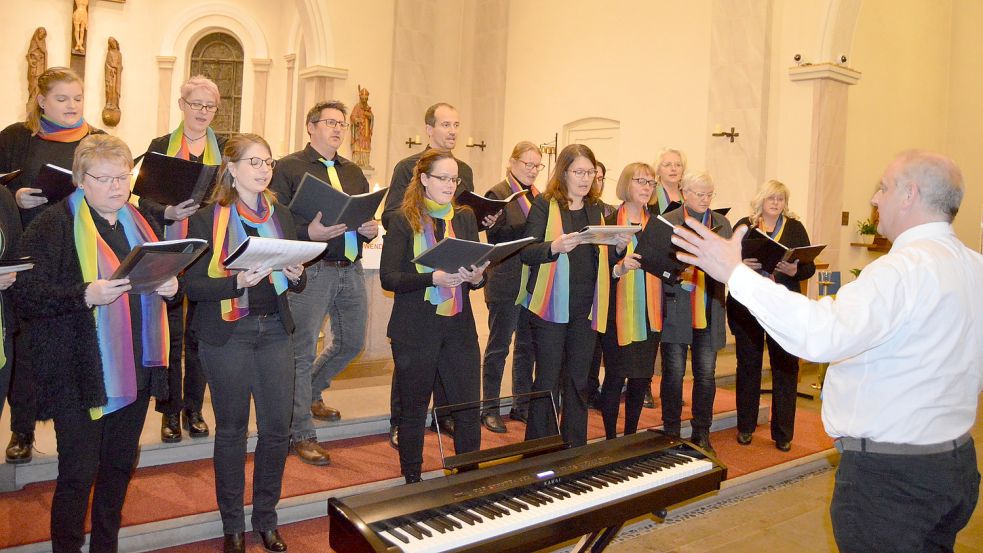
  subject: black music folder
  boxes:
[287,172,386,231]
[455,189,530,229]
[632,215,690,285]
[35,164,75,203]
[713,206,731,217]
[0,169,23,186]
[741,228,826,273]
[410,236,535,273]
[0,257,36,275]
[110,239,208,295]
[132,152,219,206]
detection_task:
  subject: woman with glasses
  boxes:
[13,134,179,552]
[519,144,630,447]
[599,163,663,439]
[183,134,305,553]
[660,171,732,454]
[728,180,814,452]
[650,147,687,214]
[480,141,542,433]
[140,75,226,444]
[0,66,103,465]
[381,148,486,484]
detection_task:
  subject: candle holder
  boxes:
[405,136,422,148]
[465,139,487,151]
[711,126,740,143]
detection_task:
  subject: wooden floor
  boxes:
[608,381,983,553]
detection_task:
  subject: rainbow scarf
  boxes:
[414,199,462,316]
[518,199,609,332]
[762,213,786,241]
[681,207,711,329]
[615,205,662,345]
[163,122,222,240]
[68,188,169,420]
[318,157,358,261]
[507,172,537,217]
[653,184,675,214]
[207,192,288,321]
[38,114,89,143]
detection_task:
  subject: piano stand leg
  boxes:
[571,524,623,553]
[653,509,668,521]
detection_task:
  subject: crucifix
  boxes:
[69,0,126,77]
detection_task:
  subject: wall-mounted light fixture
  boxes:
[711,125,740,143]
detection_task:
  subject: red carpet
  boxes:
[0,383,833,549]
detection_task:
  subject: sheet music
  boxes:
[222,236,327,271]
[577,225,642,245]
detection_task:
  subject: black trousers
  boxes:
[198,315,293,534]
[586,334,604,400]
[0,333,12,421]
[51,389,150,553]
[599,329,659,440]
[831,439,979,553]
[8,320,36,433]
[727,297,799,442]
[390,320,481,478]
[525,309,597,448]
[389,364,451,426]
[155,301,206,415]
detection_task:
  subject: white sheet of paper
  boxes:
[577,225,642,245]
[223,237,327,271]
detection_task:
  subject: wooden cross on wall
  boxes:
[69,0,125,77]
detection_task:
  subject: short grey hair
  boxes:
[680,170,713,192]
[894,150,964,220]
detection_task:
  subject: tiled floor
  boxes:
[609,384,983,553]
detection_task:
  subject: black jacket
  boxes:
[0,186,22,341]
[381,148,474,228]
[182,201,306,346]
[380,208,481,345]
[483,179,534,303]
[732,216,816,292]
[12,199,174,420]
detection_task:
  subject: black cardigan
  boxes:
[733,216,816,292]
[483,179,533,303]
[380,208,481,345]
[12,199,175,420]
[138,133,228,228]
[182,201,306,346]
[0,186,22,341]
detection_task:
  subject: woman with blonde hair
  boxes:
[183,134,305,552]
[727,179,815,452]
[380,148,486,483]
[140,74,226,444]
[0,66,103,464]
[650,147,687,214]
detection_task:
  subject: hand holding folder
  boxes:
[221,236,327,271]
[132,152,219,207]
[411,236,535,273]
[110,239,209,295]
[455,189,529,230]
[287,173,387,231]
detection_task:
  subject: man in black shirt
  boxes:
[270,101,379,466]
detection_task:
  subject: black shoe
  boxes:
[509,409,528,423]
[183,410,210,438]
[481,413,507,433]
[223,532,245,553]
[161,414,182,443]
[405,473,422,484]
[430,416,455,437]
[737,432,753,445]
[389,426,399,449]
[255,528,287,552]
[643,388,656,409]
[775,440,792,452]
[5,431,34,464]
[691,433,715,455]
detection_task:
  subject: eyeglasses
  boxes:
[85,172,132,185]
[426,173,462,185]
[515,160,546,171]
[235,157,277,169]
[313,118,349,129]
[631,177,658,187]
[181,98,218,113]
[568,169,597,179]
[685,191,715,200]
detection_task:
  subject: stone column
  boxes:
[283,54,297,153]
[156,56,177,136]
[295,65,348,148]
[789,63,861,271]
[251,58,272,136]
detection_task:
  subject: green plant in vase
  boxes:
[856,218,877,244]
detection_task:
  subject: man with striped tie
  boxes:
[271,100,378,466]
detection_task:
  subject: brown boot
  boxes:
[5,432,34,464]
[292,438,330,466]
[310,399,341,421]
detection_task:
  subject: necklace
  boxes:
[184,133,206,142]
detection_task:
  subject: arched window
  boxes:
[190,32,243,140]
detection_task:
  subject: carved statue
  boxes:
[350,85,374,169]
[26,27,47,115]
[72,0,89,54]
[102,37,122,126]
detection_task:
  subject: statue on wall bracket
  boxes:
[103,37,122,126]
[26,27,48,116]
[350,85,374,169]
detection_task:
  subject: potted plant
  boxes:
[856,218,877,244]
